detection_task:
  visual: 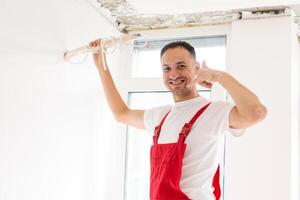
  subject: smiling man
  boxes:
[90,40,267,200]
[161,42,203,101]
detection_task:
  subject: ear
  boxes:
[195,61,200,71]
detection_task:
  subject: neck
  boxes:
[173,90,199,102]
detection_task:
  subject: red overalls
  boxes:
[150,103,221,200]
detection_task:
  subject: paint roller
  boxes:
[63,33,141,64]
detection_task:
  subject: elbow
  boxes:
[114,108,129,124]
[114,112,125,123]
[249,105,268,123]
[114,114,123,123]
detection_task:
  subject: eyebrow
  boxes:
[176,61,186,65]
[162,61,186,67]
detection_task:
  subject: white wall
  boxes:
[0,0,126,200]
[290,16,299,200]
[225,16,299,200]
[1,1,299,200]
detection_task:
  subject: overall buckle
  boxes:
[180,123,192,137]
[154,126,161,136]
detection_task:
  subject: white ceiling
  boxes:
[93,0,300,33]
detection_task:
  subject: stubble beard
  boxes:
[168,82,195,99]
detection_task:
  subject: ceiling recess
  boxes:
[90,0,300,36]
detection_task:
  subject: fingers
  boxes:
[89,39,101,48]
[186,79,197,88]
[89,39,108,70]
[187,72,204,88]
[187,78,212,89]
[199,81,213,89]
[186,60,213,88]
[90,40,102,60]
[186,66,198,88]
[89,39,103,55]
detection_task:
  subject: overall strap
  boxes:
[153,110,171,144]
[178,102,211,143]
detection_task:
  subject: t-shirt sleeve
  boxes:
[211,101,246,137]
[223,102,246,136]
[143,105,171,135]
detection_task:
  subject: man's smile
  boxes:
[168,78,186,86]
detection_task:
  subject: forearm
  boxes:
[97,66,128,120]
[217,72,267,121]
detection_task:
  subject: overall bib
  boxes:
[150,103,221,200]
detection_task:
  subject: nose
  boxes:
[168,68,180,79]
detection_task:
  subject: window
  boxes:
[124,36,227,200]
[132,36,226,78]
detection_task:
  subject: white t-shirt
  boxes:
[143,96,245,200]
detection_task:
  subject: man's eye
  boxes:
[163,67,171,71]
[178,65,186,69]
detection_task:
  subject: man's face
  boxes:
[161,47,198,97]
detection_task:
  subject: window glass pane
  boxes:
[132,50,162,78]
[132,36,226,78]
[196,46,226,71]
[124,91,211,200]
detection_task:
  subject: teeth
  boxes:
[169,79,185,85]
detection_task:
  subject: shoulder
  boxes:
[205,101,234,115]
[211,101,235,110]
[143,105,172,132]
[208,101,246,136]
[144,105,172,122]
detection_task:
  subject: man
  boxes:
[89,40,267,200]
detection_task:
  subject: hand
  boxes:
[187,61,222,89]
[89,39,107,70]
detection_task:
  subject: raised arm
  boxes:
[89,39,145,129]
[188,61,267,129]
[217,71,267,129]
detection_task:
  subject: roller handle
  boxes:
[64,33,141,61]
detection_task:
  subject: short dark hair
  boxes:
[160,41,196,59]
